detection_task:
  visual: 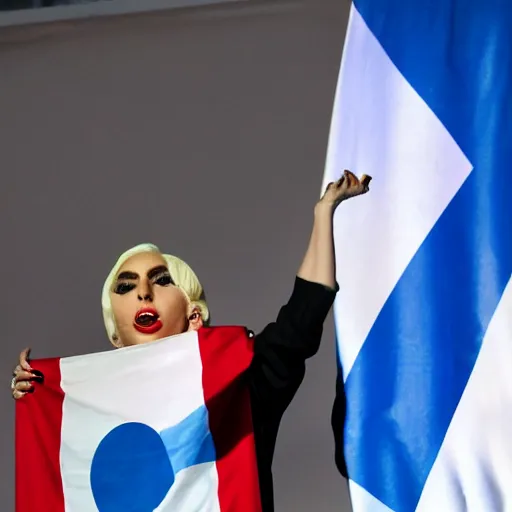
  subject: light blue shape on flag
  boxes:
[160,404,216,473]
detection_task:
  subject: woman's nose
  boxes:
[137,282,153,302]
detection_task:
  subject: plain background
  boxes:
[0,0,353,509]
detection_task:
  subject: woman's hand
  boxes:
[318,170,371,212]
[298,169,372,289]
[11,348,39,400]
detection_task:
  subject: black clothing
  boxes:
[248,277,337,512]
[331,372,348,478]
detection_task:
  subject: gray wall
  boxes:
[0,0,352,509]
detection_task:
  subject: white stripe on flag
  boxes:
[322,5,473,379]
[155,463,220,511]
[416,275,512,511]
[59,331,220,511]
[348,480,394,512]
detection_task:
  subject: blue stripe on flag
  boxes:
[342,1,512,510]
[160,405,216,473]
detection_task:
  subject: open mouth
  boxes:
[134,308,163,334]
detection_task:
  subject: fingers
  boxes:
[342,170,372,194]
[19,348,32,371]
[322,170,372,205]
[343,170,357,189]
[11,378,33,400]
[12,388,27,400]
[11,350,42,400]
[336,175,346,188]
[361,174,372,190]
[328,170,361,191]
[327,172,348,191]
[343,169,356,180]
[14,380,34,392]
[12,367,42,385]
[14,369,34,381]
[12,380,36,399]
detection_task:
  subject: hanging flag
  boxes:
[323,1,512,511]
[15,326,261,512]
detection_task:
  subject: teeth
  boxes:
[135,311,159,328]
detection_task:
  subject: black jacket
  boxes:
[331,372,348,479]
[247,277,337,512]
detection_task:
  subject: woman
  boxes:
[11,170,370,511]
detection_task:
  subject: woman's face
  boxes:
[109,251,191,346]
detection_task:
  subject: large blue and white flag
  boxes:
[323,1,512,511]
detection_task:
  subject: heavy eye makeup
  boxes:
[112,266,174,295]
[147,265,174,287]
[154,273,173,286]
[113,270,138,295]
[113,281,136,295]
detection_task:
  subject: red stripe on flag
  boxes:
[199,326,262,512]
[16,357,65,512]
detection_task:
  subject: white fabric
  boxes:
[58,330,221,511]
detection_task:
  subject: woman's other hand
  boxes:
[11,348,40,400]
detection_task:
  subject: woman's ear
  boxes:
[187,307,203,332]
[111,333,123,348]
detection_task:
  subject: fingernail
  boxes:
[30,370,44,384]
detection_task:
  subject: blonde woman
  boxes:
[11,170,371,512]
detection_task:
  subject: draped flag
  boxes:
[323,1,512,511]
[15,326,261,512]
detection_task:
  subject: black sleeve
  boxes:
[247,277,337,510]
[248,276,338,417]
[332,372,348,478]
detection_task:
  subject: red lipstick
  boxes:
[134,307,163,335]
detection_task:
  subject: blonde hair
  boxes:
[101,243,209,345]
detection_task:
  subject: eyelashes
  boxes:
[113,282,136,295]
[113,272,174,295]
[155,274,173,286]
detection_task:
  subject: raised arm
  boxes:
[298,170,371,290]
[248,172,370,506]
[248,170,371,413]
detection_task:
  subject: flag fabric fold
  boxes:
[16,326,262,512]
[324,1,512,511]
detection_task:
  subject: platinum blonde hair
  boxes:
[101,243,209,345]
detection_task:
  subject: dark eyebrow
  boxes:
[147,265,170,280]
[116,271,138,281]
[115,265,170,282]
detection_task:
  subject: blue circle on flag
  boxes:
[90,422,174,512]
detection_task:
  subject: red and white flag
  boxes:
[16,326,261,512]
